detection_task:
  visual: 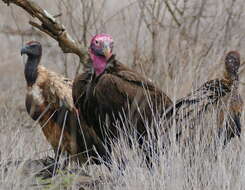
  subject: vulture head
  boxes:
[21,41,42,85]
[88,34,114,75]
[225,51,240,80]
[21,41,42,58]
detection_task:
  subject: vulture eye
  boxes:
[227,57,236,65]
[95,40,99,45]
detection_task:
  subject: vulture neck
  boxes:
[91,54,107,76]
[24,55,40,86]
[223,70,239,87]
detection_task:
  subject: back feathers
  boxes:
[36,65,74,111]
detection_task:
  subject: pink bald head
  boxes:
[90,34,113,45]
[89,34,114,75]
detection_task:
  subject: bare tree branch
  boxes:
[163,0,181,27]
[2,0,88,64]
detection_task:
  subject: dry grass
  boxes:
[0,0,245,189]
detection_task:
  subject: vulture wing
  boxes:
[38,66,74,111]
[165,79,231,121]
[72,70,109,163]
[72,69,92,109]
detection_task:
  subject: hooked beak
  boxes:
[21,46,29,56]
[103,46,112,60]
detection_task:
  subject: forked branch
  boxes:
[2,0,88,63]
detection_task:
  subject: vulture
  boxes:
[73,34,173,164]
[165,51,243,146]
[21,41,105,165]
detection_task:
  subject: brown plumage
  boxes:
[21,41,104,165]
[73,54,173,163]
[165,51,243,145]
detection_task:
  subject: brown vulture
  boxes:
[165,51,243,146]
[21,41,105,165]
[72,34,173,164]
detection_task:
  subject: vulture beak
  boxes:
[21,46,29,55]
[103,45,112,60]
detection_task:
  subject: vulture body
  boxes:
[165,51,243,146]
[74,56,172,139]
[73,34,172,163]
[21,41,104,165]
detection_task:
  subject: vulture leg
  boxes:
[52,107,69,172]
[232,114,242,138]
[52,148,66,175]
[223,114,241,146]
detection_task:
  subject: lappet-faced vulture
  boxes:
[21,41,104,165]
[73,34,173,163]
